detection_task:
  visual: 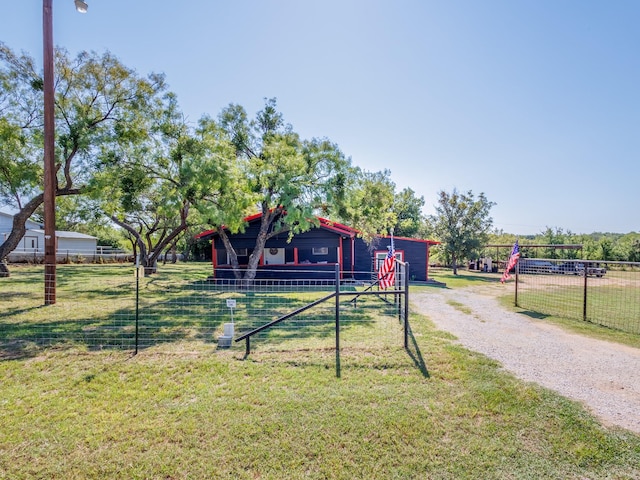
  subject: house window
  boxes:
[375,251,403,270]
[227,248,249,264]
[312,247,328,255]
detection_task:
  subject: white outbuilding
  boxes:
[1,211,97,256]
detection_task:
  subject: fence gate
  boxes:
[236,262,411,377]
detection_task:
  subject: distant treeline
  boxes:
[488,228,640,263]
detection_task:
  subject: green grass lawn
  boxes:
[1,263,640,479]
[515,282,640,335]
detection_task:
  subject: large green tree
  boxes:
[202,99,355,282]
[429,189,495,274]
[391,187,425,238]
[331,168,398,244]
[89,97,238,273]
[0,43,168,275]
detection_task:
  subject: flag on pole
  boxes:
[378,234,396,289]
[500,240,520,283]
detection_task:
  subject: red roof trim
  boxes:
[195,228,217,239]
[317,217,356,237]
[243,212,264,223]
[380,235,441,245]
[195,213,439,245]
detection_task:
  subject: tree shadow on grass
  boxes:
[233,294,428,377]
[232,296,388,354]
[1,278,407,362]
[0,287,232,360]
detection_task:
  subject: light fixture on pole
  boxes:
[42,0,86,305]
[74,0,88,13]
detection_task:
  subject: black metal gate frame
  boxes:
[235,263,410,377]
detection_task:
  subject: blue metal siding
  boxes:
[204,219,431,282]
[393,238,428,281]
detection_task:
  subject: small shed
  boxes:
[17,229,98,255]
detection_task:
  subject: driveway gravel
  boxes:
[411,285,640,433]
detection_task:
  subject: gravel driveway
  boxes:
[411,285,640,434]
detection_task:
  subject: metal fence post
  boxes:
[583,262,588,321]
[514,262,519,307]
[335,263,341,378]
[397,262,402,321]
[404,262,410,349]
[135,263,140,355]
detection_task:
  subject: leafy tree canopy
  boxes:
[392,187,425,238]
[205,98,356,280]
[428,189,495,274]
[0,43,168,275]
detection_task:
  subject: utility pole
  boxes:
[43,0,57,305]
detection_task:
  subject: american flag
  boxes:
[378,242,396,290]
[500,240,520,283]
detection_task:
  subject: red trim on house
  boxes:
[211,238,217,274]
[196,214,440,246]
[378,234,440,246]
[196,215,361,240]
[196,228,216,239]
[316,217,356,237]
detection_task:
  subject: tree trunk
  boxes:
[244,232,268,283]
[111,215,151,273]
[217,227,243,280]
[0,260,9,278]
[452,253,458,275]
[0,194,44,277]
[243,209,274,284]
[130,240,138,265]
[162,238,179,265]
[110,208,188,275]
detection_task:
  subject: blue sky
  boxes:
[2,1,639,234]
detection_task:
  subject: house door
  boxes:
[264,247,285,265]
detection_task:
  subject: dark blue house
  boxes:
[196,214,439,282]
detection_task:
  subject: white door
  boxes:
[264,247,285,265]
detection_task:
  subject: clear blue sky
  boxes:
[2,1,639,235]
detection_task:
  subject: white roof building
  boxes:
[0,210,97,254]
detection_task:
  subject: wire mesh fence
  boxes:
[515,259,640,334]
[1,262,409,360]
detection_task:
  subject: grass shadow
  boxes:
[1,267,408,361]
[518,310,550,320]
[406,327,430,378]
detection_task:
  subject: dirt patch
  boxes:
[412,284,640,433]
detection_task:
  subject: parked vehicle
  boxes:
[518,259,558,274]
[576,263,606,277]
[557,262,578,274]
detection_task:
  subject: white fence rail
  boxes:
[7,246,132,263]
